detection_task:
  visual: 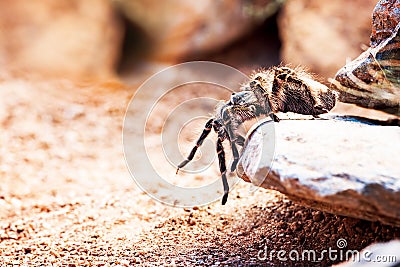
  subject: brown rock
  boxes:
[115,0,283,62]
[0,0,123,80]
[331,0,400,116]
[279,0,377,78]
[371,0,400,46]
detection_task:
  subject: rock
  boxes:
[279,0,377,78]
[0,0,123,80]
[237,115,400,227]
[330,0,400,116]
[335,240,400,266]
[370,0,400,47]
[114,0,283,62]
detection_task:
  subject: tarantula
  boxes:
[176,66,338,205]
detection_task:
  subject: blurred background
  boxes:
[0,0,378,83]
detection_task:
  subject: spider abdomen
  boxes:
[250,66,338,116]
[272,82,337,115]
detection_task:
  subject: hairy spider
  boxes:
[176,66,337,205]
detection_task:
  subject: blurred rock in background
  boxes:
[279,0,377,79]
[0,0,123,80]
[114,0,284,63]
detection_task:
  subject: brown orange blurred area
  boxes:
[0,0,389,91]
[0,0,123,81]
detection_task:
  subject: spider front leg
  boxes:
[235,134,245,147]
[221,110,240,172]
[216,135,229,205]
[270,113,280,122]
[227,126,241,172]
[222,106,253,172]
[176,118,214,174]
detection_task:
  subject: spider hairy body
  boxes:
[177,66,338,205]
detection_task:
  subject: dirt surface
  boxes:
[1,72,399,267]
[138,194,400,266]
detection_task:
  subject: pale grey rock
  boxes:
[237,114,400,226]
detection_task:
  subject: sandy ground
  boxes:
[0,72,399,267]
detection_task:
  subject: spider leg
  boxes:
[227,126,240,172]
[216,136,229,205]
[270,113,280,122]
[176,118,214,174]
[222,107,251,172]
[236,134,245,147]
[221,109,240,172]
